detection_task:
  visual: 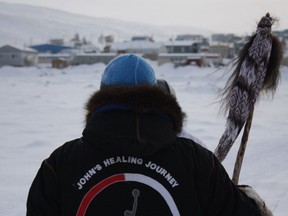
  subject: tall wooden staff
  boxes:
[232,107,254,184]
[213,13,283,184]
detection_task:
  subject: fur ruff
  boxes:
[238,185,273,216]
[85,85,186,134]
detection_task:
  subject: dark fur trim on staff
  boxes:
[264,35,283,93]
[85,85,186,133]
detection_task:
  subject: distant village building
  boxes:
[49,38,64,46]
[204,53,224,67]
[70,33,82,47]
[164,34,209,54]
[164,41,200,53]
[273,29,288,40]
[157,53,221,67]
[30,44,74,64]
[282,45,288,66]
[31,34,102,65]
[210,33,244,58]
[0,45,38,67]
[30,44,73,54]
[158,53,205,67]
[70,53,117,65]
[211,34,242,44]
[175,34,205,42]
[174,34,210,52]
[51,59,69,69]
[209,44,234,59]
[131,36,154,42]
[38,53,71,64]
[159,34,221,67]
[79,44,101,53]
[159,36,213,67]
[108,36,166,61]
[282,55,288,66]
[104,35,114,44]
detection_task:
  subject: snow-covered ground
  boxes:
[0,62,287,215]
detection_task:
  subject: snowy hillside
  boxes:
[0,63,287,215]
[0,2,212,47]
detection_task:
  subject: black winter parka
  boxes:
[27,86,261,216]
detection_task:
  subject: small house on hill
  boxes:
[0,45,38,67]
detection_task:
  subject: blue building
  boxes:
[30,44,73,54]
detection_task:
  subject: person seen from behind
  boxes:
[27,54,272,216]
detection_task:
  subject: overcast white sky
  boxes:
[2,0,288,34]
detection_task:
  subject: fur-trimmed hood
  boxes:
[85,85,186,134]
[82,85,186,156]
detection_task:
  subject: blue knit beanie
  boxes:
[100,54,156,88]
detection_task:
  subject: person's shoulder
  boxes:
[176,136,213,159]
[178,130,206,148]
[51,138,82,154]
[46,138,83,166]
[175,136,217,176]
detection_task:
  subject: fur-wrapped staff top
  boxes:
[214,13,283,163]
